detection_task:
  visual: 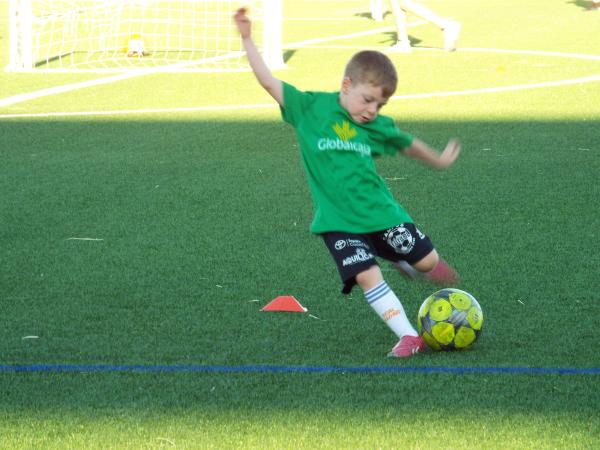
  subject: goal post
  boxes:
[7,0,285,73]
[262,0,283,70]
[8,0,34,70]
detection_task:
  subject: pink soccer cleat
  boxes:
[388,335,426,358]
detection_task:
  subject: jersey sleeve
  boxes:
[376,117,414,156]
[280,82,315,126]
[387,126,414,153]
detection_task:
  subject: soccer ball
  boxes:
[417,288,483,351]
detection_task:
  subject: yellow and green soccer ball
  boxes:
[417,288,484,351]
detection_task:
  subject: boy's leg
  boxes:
[357,265,425,357]
[373,223,459,285]
[357,265,417,338]
[322,232,425,357]
[397,0,448,28]
[395,249,459,285]
[397,0,461,51]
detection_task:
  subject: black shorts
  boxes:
[322,223,434,294]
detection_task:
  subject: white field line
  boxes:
[286,17,380,21]
[0,72,150,108]
[289,45,600,62]
[2,73,600,119]
[0,52,244,108]
[0,103,276,119]
[461,47,600,62]
[285,25,397,47]
[0,75,600,119]
[390,73,600,100]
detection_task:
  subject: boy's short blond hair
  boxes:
[343,51,398,98]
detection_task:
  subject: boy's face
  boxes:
[339,77,389,124]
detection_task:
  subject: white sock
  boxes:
[364,281,417,338]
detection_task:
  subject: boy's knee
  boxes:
[413,250,439,273]
[355,265,384,291]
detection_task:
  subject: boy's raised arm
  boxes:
[234,8,283,106]
[403,138,461,170]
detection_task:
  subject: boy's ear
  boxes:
[341,76,352,93]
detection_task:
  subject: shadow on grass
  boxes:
[379,30,423,47]
[353,10,392,20]
[283,49,297,64]
[567,0,600,10]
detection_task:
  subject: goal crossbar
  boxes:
[7,0,284,73]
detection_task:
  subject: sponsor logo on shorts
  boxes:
[334,240,346,250]
[342,248,374,266]
[384,225,415,254]
[334,238,368,251]
[347,238,366,248]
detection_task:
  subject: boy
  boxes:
[234,8,461,358]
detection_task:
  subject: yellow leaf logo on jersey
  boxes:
[332,121,358,141]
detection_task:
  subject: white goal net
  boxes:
[7,0,284,72]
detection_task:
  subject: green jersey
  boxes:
[280,82,414,234]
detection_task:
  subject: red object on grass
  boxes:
[261,296,307,312]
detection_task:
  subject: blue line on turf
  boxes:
[1,364,599,375]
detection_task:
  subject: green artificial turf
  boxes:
[1,0,600,448]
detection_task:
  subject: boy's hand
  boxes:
[438,139,461,169]
[234,7,251,39]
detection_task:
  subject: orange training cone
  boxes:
[261,296,307,312]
